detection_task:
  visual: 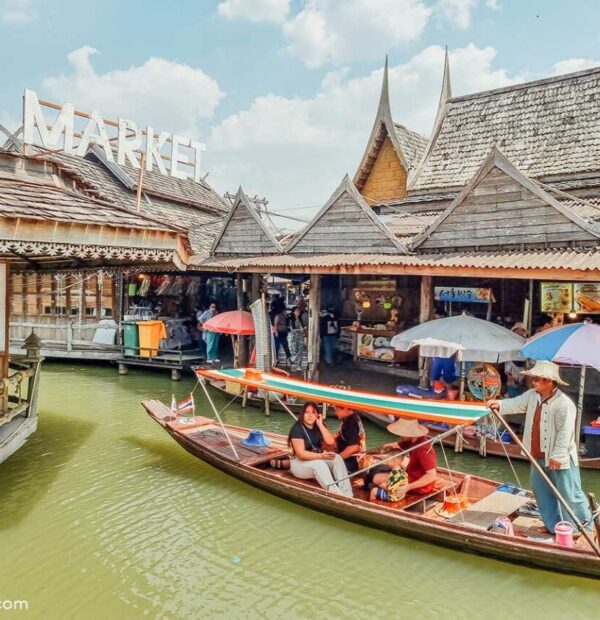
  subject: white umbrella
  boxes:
[390,314,525,363]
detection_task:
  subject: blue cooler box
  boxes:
[583,426,600,458]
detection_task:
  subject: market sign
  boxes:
[434,287,495,304]
[23,89,206,181]
[540,282,573,313]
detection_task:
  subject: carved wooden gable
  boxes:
[412,148,600,251]
[287,175,406,255]
[212,189,282,256]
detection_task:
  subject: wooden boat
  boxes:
[361,411,600,470]
[142,398,600,579]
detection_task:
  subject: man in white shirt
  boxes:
[487,360,592,534]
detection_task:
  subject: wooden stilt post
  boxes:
[307,274,321,381]
[576,366,586,449]
[236,274,248,367]
[419,275,433,388]
[494,411,600,557]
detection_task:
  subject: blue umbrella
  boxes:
[520,322,600,370]
[521,321,600,444]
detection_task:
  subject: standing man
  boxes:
[333,405,366,474]
[487,360,592,534]
[197,301,220,364]
[320,306,339,366]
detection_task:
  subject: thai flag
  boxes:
[171,394,195,416]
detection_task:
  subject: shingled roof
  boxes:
[410,66,600,192]
[31,148,225,256]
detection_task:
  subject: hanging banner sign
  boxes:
[573,283,600,314]
[434,287,494,304]
[22,89,206,182]
[540,282,573,313]
[356,280,396,293]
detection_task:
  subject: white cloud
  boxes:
[0,0,36,24]
[42,47,224,138]
[217,0,290,23]
[552,58,600,76]
[282,0,432,67]
[485,0,500,9]
[207,44,521,223]
[434,0,477,29]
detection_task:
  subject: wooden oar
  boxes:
[493,411,600,558]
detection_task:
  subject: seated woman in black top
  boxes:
[333,405,366,474]
[288,402,353,497]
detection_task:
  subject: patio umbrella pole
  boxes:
[493,411,600,558]
[459,361,466,400]
[576,365,586,449]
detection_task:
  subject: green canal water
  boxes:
[1,363,600,619]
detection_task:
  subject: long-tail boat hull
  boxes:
[143,399,600,579]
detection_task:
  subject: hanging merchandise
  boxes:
[128,283,137,296]
[186,279,200,297]
[155,275,173,296]
[138,277,151,297]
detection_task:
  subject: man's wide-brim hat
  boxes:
[241,428,272,448]
[387,418,428,438]
[520,360,568,386]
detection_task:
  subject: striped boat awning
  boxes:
[197,368,489,426]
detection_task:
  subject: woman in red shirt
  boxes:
[369,418,437,501]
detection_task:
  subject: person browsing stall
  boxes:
[288,402,353,497]
[487,360,592,534]
[368,418,437,502]
[333,405,366,474]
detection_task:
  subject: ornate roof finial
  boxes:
[431,46,452,137]
[378,54,391,114]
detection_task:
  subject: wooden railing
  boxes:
[9,321,117,352]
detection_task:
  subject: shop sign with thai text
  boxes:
[356,280,396,293]
[22,89,205,182]
[434,287,494,303]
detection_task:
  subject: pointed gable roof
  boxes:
[354,57,427,192]
[212,187,283,256]
[287,175,407,254]
[411,147,600,251]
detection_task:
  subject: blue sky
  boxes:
[1,0,600,229]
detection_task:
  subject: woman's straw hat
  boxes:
[387,417,429,438]
[521,360,568,386]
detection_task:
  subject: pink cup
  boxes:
[554,521,574,547]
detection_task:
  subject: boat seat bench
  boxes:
[374,478,457,512]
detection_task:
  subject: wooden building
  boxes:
[0,148,193,358]
[0,132,228,358]
[190,56,600,383]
